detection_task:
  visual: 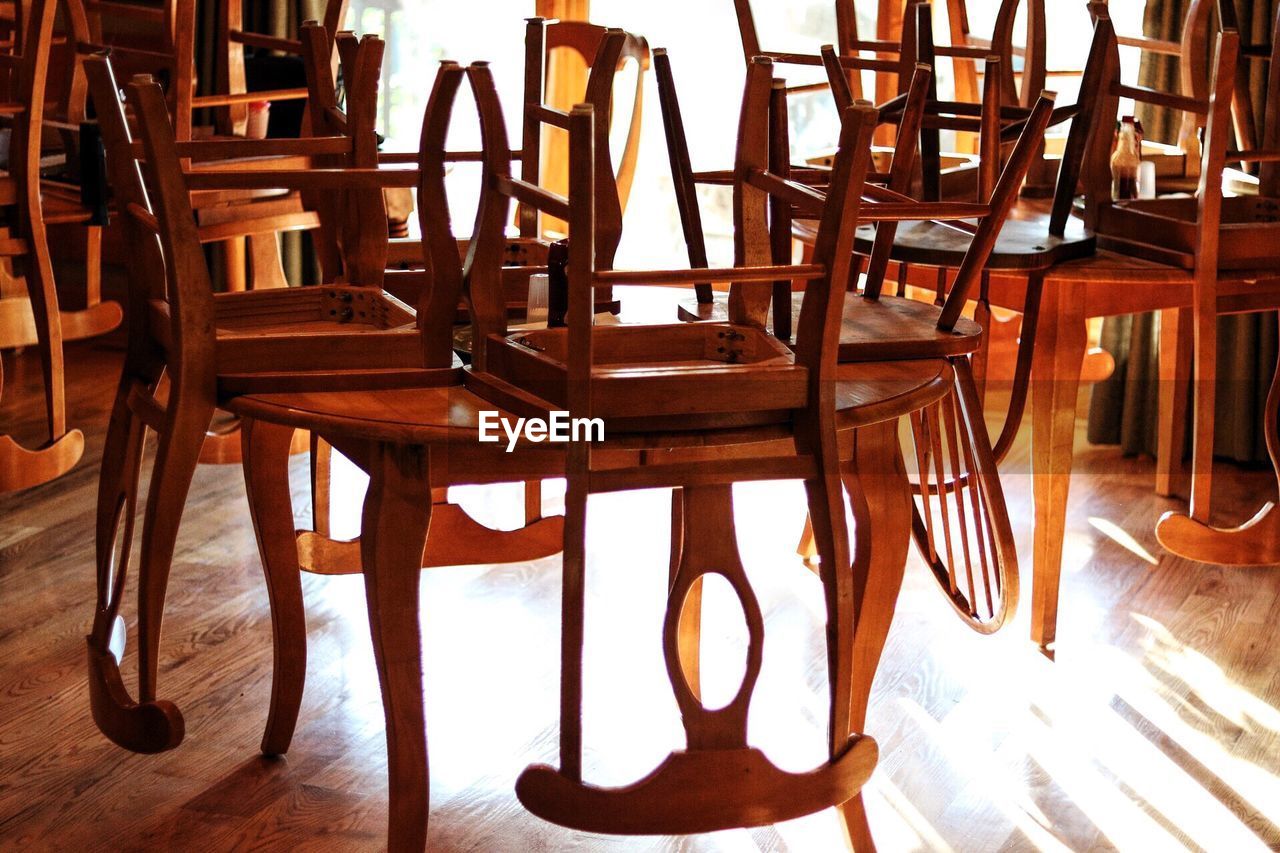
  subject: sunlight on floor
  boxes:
[293,457,1280,850]
[1088,516,1160,566]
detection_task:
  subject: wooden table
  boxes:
[223,285,954,848]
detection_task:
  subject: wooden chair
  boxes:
[63,0,336,297]
[733,0,1042,192]
[291,20,565,575]
[0,0,108,493]
[1084,2,1280,565]
[0,0,122,345]
[384,14,650,303]
[81,50,462,754]
[659,36,1058,629]
[461,52,887,835]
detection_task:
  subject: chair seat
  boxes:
[792,198,1096,272]
[677,291,984,361]
[1097,194,1280,272]
[148,286,464,393]
[468,322,809,432]
[226,357,954,450]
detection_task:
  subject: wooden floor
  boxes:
[3,338,1280,852]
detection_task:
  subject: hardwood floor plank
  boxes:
[3,342,1280,850]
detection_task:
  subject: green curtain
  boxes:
[1086,0,1280,465]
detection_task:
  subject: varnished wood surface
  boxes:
[5,337,1280,849]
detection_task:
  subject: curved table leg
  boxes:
[837,419,913,852]
[1029,282,1086,651]
[242,418,308,756]
[361,441,433,851]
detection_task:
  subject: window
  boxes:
[346,1,1149,266]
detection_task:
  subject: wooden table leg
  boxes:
[837,419,913,852]
[241,418,307,756]
[361,441,433,851]
[1029,282,1086,651]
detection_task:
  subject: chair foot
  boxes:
[517,738,878,836]
[0,429,84,493]
[1156,503,1280,566]
[86,628,185,754]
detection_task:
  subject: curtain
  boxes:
[1086,0,1280,465]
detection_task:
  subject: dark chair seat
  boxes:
[792,199,1097,273]
[678,290,983,361]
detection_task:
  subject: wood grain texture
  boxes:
[6,340,1280,849]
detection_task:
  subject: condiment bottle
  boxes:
[1111,116,1142,200]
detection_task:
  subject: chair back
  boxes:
[521,17,648,268]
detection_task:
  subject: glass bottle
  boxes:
[1111,117,1142,200]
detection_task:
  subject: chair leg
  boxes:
[1156,307,1191,498]
[86,376,183,754]
[559,448,590,783]
[136,394,216,703]
[21,216,66,444]
[242,418,308,756]
[1189,274,1218,522]
[836,419,913,853]
[310,433,333,538]
[524,479,544,525]
[805,460,854,762]
[361,440,433,852]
